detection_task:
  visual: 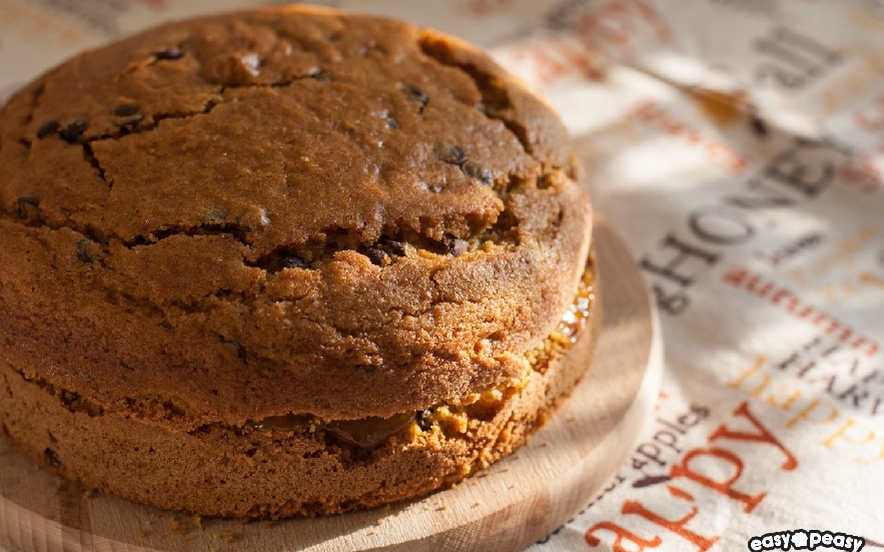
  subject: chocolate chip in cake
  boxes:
[74,238,97,263]
[379,237,405,257]
[443,236,469,257]
[36,119,60,139]
[16,196,39,218]
[279,254,309,270]
[113,103,139,117]
[154,46,184,60]
[366,247,390,266]
[401,84,428,112]
[44,447,61,466]
[309,69,332,83]
[59,119,89,143]
[463,162,493,184]
[385,116,400,129]
[117,114,144,133]
[436,143,467,166]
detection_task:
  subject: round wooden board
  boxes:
[0,217,661,552]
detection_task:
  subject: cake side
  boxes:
[0,256,599,518]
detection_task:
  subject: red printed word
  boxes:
[723,266,880,357]
[570,0,671,57]
[630,101,749,174]
[504,34,603,86]
[585,401,797,552]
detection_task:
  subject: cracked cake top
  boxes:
[0,6,592,426]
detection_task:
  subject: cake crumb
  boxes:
[437,503,449,511]
[139,529,149,538]
[170,519,188,535]
[190,515,202,530]
[473,501,482,507]
[215,531,239,543]
[82,488,95,500]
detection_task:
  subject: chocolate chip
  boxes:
[155,46,184,60]
[464,162,493,184]
[366,247,390,266]
[75,239,95,263]
[309,71,332,83]
[59,119,88,143]
[401,84,428,112]
[379,237,405,256]
[385,116,400,129]
[443,236,469,257]
[36,119,60,139]
[44,447,61,466]
[16,196,39,218]
[280,254,309,270]
[112,103,139,117]
[436,143,467,166]
[117,113,144,133]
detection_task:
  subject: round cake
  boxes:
[0,5,597,518]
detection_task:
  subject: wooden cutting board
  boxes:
[0,218,661,552]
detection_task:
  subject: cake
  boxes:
[0,5,597,518]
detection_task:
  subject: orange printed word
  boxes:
[731,355,884,464]
[629,101,749,174]
[838,154,882,194]
[722,266,880,357]
[585,401,796,552]
[570,0,671,58]
[502,34,603,86]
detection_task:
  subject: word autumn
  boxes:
[748,530,864,552]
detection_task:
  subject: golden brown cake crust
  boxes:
[0,6,600,518]
[0,6,592,426]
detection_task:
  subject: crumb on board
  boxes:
[139,529,149,538]
[214,531,239,543]
[169,519,188,535]
[437,503,449,511]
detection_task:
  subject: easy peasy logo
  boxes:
[748,530,864,552]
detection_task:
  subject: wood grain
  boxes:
[0,218,661,552]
